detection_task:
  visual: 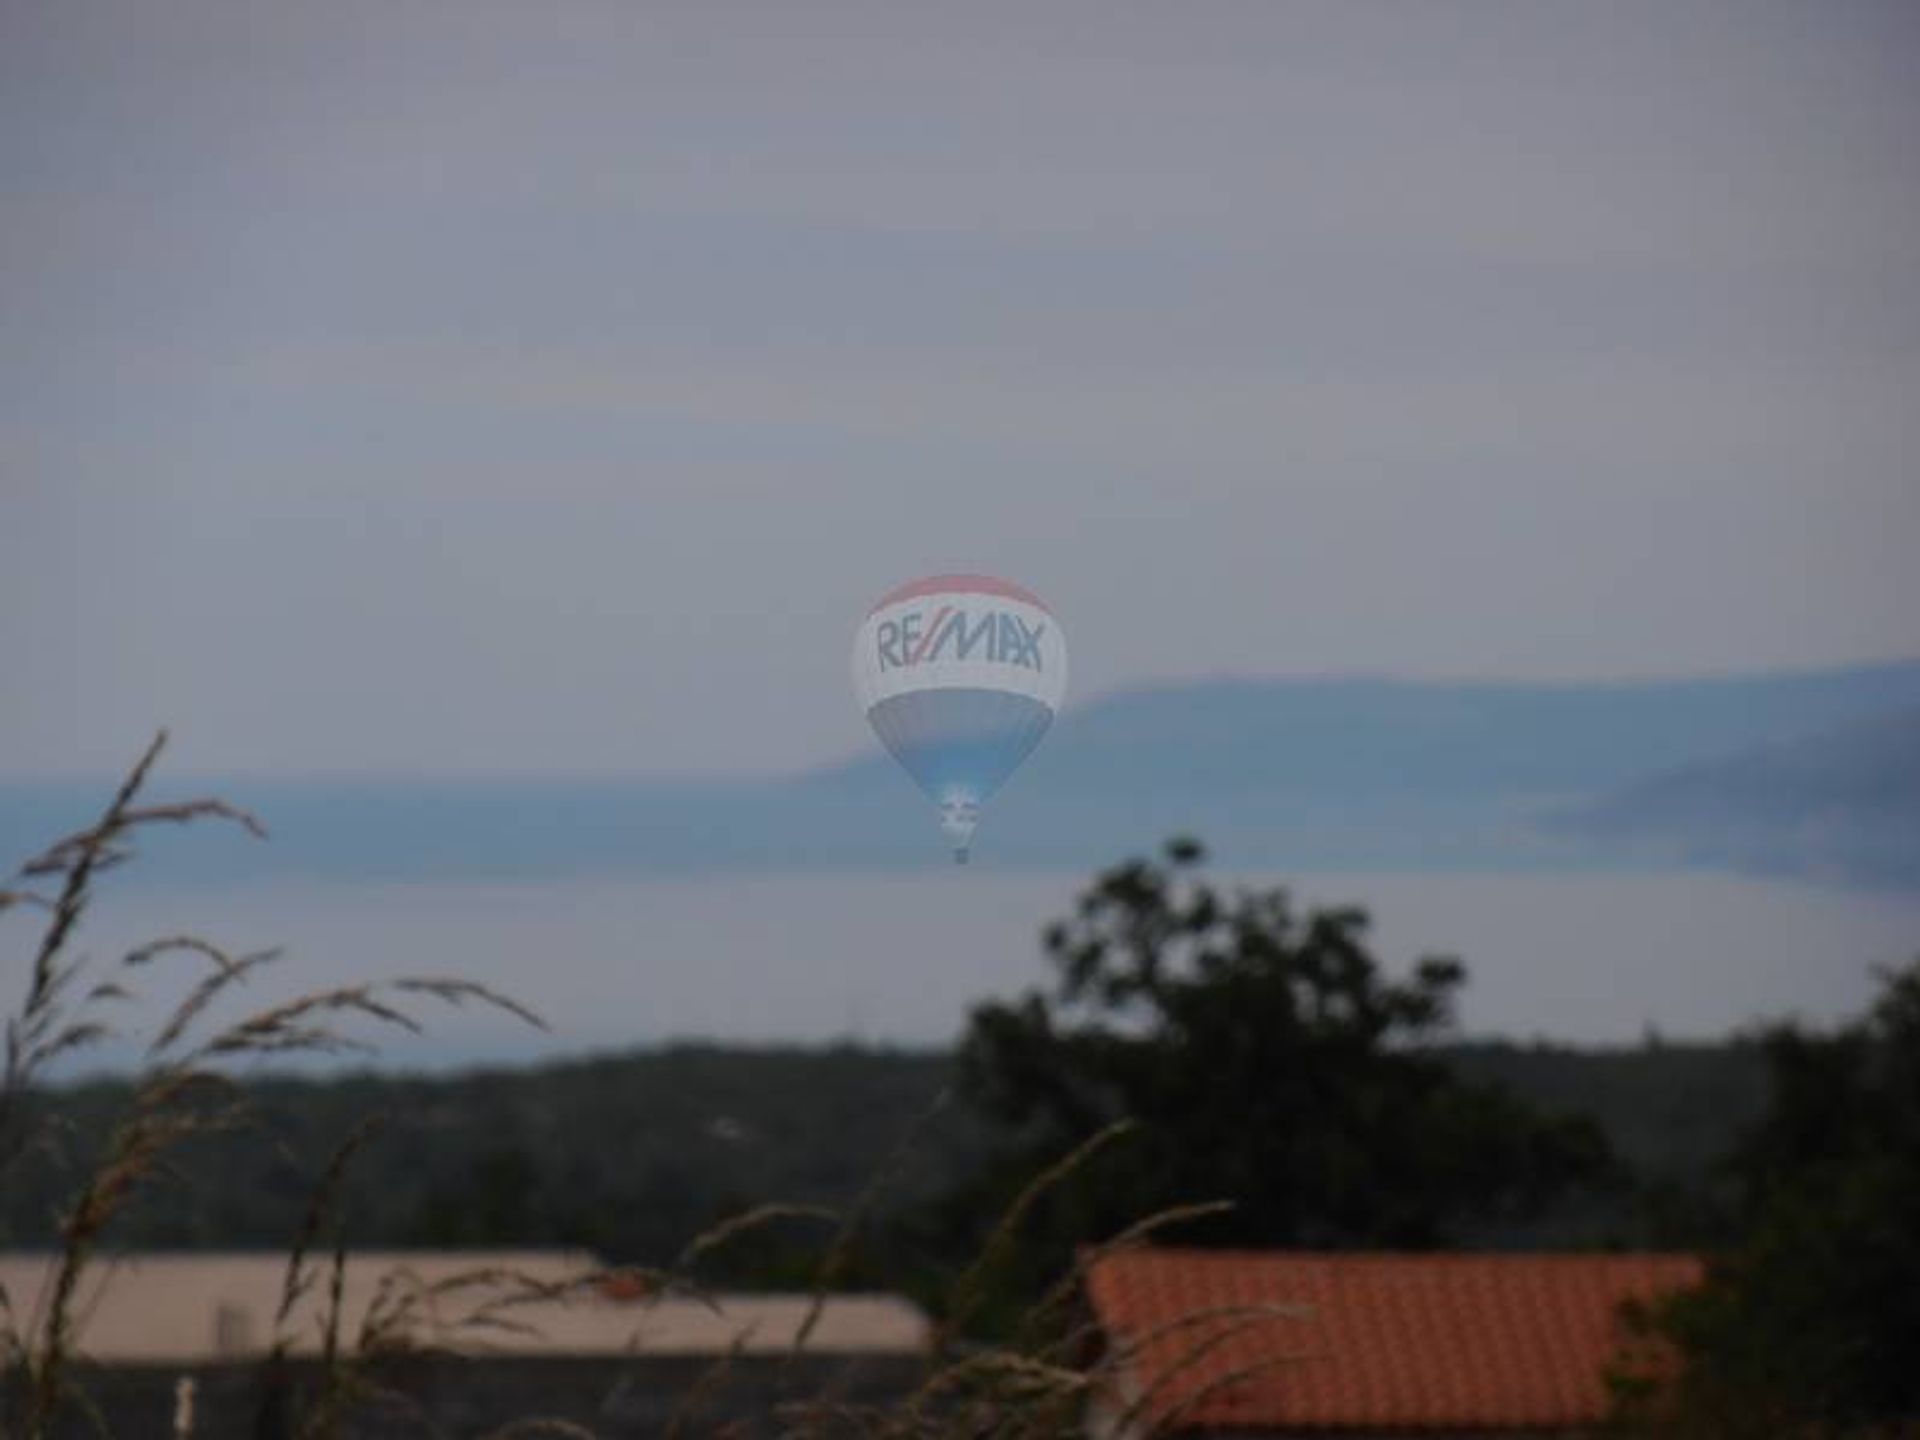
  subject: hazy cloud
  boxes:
[4,0,1917,775]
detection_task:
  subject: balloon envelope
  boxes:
[852,574,1067,861]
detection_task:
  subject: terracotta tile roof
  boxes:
[1085,1248,1702,1433]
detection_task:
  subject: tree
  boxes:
[950,838,1610,1268]
[1623,959,1920,1435]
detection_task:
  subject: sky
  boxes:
[5,0,1918,779]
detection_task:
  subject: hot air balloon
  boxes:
[852,574,1067,863]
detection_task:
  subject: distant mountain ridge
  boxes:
[1554,705,1920,887]
[825,660,1920,801]
[5,660,1919,886]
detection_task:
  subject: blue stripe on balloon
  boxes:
[865,688,1055,804]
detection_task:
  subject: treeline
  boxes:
[1,1036,1766,1264]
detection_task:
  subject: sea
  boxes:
[18,868,1920,1075]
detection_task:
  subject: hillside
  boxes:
[1553,706,1920,888]
[1,1041,1769,1261]
[828,661,1920,802]
[5,660,1918,883]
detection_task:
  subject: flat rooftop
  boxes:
[0,1251,931,1365]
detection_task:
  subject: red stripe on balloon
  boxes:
[868,573,1050,616]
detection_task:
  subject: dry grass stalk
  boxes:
[673,1204,839,1279]
[1017,1198,1238,1362]
[1105,1302,1315,1436]
[787,1088,955,1369]
[270,1118,386,1344]
[932,1118,1136,1357]
[0,735,543,1440]
[662,1330,752,1440]
[3,734,1284,1440]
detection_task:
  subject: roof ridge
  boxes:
[1095,1247,1699,1263]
